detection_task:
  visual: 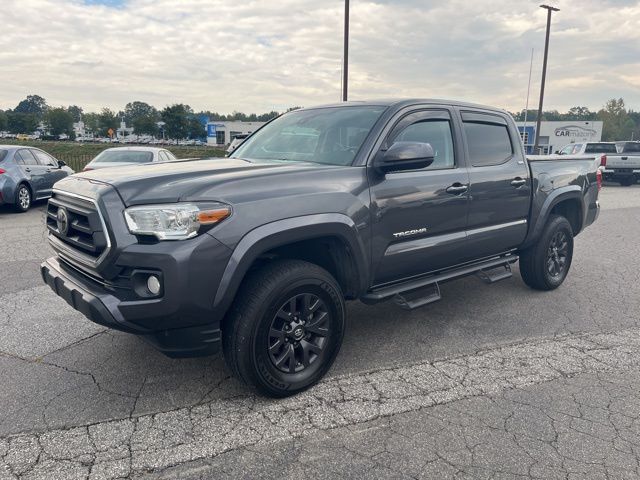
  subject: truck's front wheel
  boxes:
[519,214,574,291]
[222,260,345,397]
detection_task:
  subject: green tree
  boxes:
[124,101,157,124]
[598,98,633,141]
[161,104,193,139]
[82,112,100,137]
[186,117,204,139]
[564,106,596,120]
[0,110,8,131]
[7,111,38,134]
[14,95,48,120]
[132,114,159,136]
[46,107,74,136]
[98,108,118,137]
[67,105,83,122]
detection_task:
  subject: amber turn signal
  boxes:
[197,207,232,225]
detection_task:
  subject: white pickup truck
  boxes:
[605,141,640,186]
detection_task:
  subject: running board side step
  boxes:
[362,254,518,310]
[475,263,512,284]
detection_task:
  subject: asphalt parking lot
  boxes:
[1,184,640,479]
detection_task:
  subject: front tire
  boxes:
[14,184,31,212]
[519,214,574,291]
[222,260,346,397]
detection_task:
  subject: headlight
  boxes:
[124,202,232,240]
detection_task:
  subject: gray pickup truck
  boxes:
[606,141,640,186]
[41,100,601,396]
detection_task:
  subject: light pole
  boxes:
[533,4,559,154]
[342,0,350,101]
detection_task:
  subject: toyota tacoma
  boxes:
[41,100,601,397]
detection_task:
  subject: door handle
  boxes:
[46,169,52,173]
[511,178,526,187]
[446,183,468,195]
[25,168,31,172]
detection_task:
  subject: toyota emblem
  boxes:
[56,207,69,236]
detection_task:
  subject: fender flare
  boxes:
[522,186,583,249]
[212,213,370,315]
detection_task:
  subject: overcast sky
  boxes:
[1,0,639,114]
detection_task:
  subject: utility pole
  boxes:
[523,48,534,152]
[533,4,559,154]
[342,0,350,102]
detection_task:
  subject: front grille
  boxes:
[46,191,110,267]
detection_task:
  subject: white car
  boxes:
[82,147,178,171]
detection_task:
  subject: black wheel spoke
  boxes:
[300,339,322,367]
[268,292,331,374]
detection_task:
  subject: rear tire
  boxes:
[620,178,634,187]
[519,214,574,291]
[14,184,31,212]
[222,260,346,397]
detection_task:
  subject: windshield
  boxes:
[93,150,154,164]
[230,106,387,166]
[585,143,617,154]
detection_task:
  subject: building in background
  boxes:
[206,121,265,146]
[517,121,603,154]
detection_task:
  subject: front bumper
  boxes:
[41,231,233,357]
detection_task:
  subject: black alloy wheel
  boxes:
[546,231,569,278]
[268,293,330,374]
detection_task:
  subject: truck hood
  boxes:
[68,158,329,206]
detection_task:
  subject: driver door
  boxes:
[368,108,470,285]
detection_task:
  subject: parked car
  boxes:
[226,134,249,154]
[556,142,617,156]
[604,141,640,186]
[41,99,601,397]
[0,146,74,212]
[82,147,178,171]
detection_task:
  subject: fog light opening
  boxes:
[147,275,161,295]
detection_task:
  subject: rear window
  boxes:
[92,150,154,164]
[464,122,514,167]
[585,143,617,154]
[0,150,7,162]
[621,143,640,153]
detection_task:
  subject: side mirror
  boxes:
[374,142,435,174]
[57,160,66,168]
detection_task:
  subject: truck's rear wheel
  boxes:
[619,177,634,187]
[222,260,345,397]
[519,214,574,291]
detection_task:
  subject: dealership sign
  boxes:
[554,125,597,139]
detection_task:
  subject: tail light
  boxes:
[596,168,602,191]
[600,154,607,167]
[0,168,6,174]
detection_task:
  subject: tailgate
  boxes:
[606,154,640,169]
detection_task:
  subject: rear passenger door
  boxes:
[15,149,47,198]
[460,110,531,259]
[32,149,66,195]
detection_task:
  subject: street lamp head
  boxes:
[540,4,560,11]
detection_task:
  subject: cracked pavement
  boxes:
[1,185,639,479]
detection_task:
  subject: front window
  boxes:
[93,150,154,164]
[230,106,387,166]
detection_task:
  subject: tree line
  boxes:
[1,95,637,142]
[0,95,283,140]
[510,98,639,142]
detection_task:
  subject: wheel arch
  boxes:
[212,214,370,317]
[522,187,584,249]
